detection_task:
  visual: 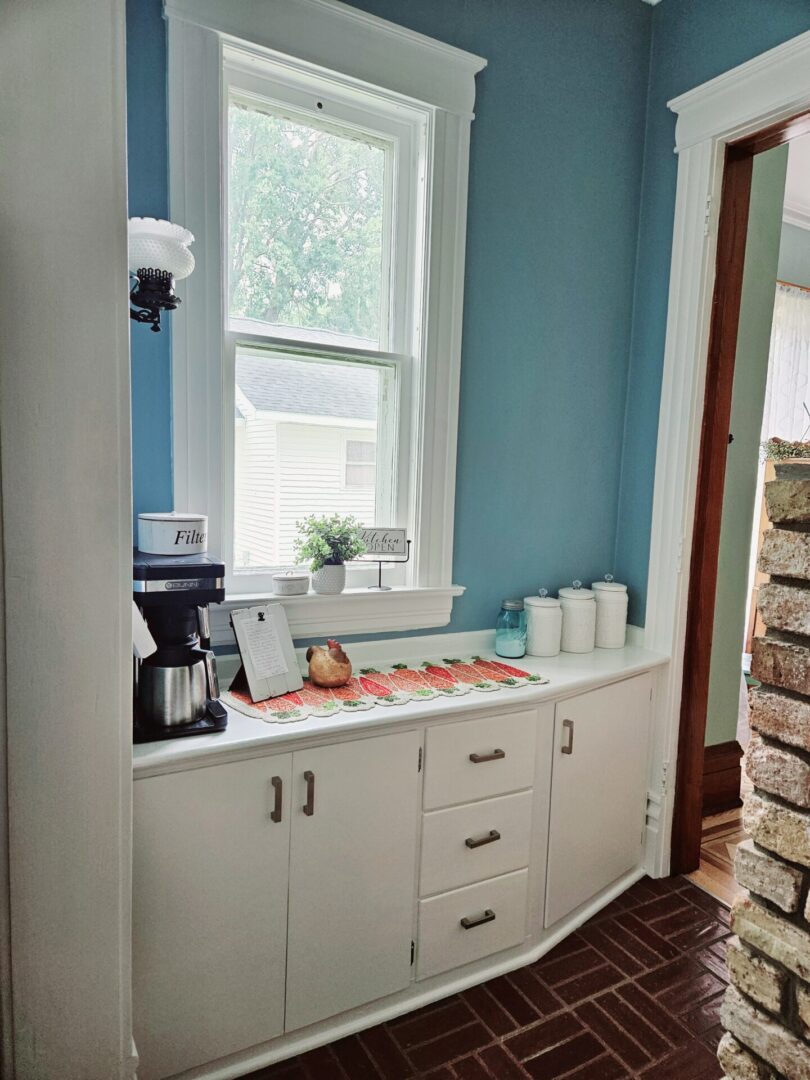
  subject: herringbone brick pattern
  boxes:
[244,877,729,1080]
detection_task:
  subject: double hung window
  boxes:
[166,0,485,634]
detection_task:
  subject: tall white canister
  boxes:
[592,575,628,649]
[525,590,562,657]
[559,581,596,653]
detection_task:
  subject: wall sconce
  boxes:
[128,218,195,333]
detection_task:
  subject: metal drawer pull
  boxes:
[469,748,505,764]
[269,776,283,823]
[303,770,315,816]
[562,719,574,755]
[465,829,501,849]
[460,908,496,930]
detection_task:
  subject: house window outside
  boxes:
[344,439,376,490]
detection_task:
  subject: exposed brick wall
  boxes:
[720,461,810,1080]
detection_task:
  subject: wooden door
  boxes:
[285,731,420,1032]
[132,756,292,1079]
[545,675,651,927]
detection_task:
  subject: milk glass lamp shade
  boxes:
[128,217,195,332]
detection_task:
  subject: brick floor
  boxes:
[242,877,729,1080]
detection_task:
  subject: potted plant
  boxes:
[294,514,367,595]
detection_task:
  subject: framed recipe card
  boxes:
[230,603,303,702]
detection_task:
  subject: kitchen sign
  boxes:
[360,528,409,558]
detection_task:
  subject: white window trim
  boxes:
[641,28,810,878]
[166,0,485,638]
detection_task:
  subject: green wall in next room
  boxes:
[779,222,810,288]
[704,146,788,748]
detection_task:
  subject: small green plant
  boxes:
[294,514,367,571]
[762,437,810,462]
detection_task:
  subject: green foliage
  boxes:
[294,513,367,571]
[762,438,810,461]
[228,101,385,343]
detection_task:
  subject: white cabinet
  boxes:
[544,674,652,927]
[133,755,293,1080]
[285,730,420,1031]
[133,730,420,1078]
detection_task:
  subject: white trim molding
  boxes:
[210,586,465,646]
[164,0,486,118]
[644,28,810,876]
[784,204,810,231]
[166,0,485,636]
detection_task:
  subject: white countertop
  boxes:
[133,632,668,778]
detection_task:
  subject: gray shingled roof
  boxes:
[236,355,378,421]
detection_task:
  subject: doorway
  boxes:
[682,133,810,901]
[670,113,810,879]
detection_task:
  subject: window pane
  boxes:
[228,97,388,349]
[234,350,390,570]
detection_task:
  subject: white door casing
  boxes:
[644,29,810,875]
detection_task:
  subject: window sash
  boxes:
[223,333,409,593]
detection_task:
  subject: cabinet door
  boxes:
[286,730,420,1032]
[545,674,651,927]
[133,756,292,1080]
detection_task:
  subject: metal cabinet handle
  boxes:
[268,776,283,823]
[469,748,505,764]
[460,908,496,930]
[562,719,574,755]
[302,770,315,816]
[465,829,501,849]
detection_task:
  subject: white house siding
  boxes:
[234,413,279,568]
[234,415,375,568]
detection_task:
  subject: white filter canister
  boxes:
[138,512,208,556]
[525,594,562,657]
[558,584,596,653]
[592,579,628,649]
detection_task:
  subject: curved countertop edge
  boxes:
[133,644,670,778]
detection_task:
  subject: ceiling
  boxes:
[785,134,810,230]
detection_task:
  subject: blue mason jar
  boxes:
[495,599,527,658]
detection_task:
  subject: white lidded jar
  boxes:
[559,581,596,653]
[525,590,562,657]
[592,575,628,649]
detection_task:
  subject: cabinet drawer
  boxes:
[420,791,533,896]
[423,710,536,809]
[417,869,529,980]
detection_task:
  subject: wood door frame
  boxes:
[641,29,810,879]
[670,113,810,873]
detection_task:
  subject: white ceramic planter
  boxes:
[312,564,346,595]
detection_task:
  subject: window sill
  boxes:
[209,585,466,646]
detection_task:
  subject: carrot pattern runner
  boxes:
[224,656,549,724]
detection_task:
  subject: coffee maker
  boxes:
[133,549,227,742]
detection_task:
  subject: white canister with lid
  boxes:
[525,590,562,657]
[592,575,628,649]
[138,511,208,555]
[559,581,596,653]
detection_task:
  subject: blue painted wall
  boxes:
[780,221,810,287]
[614,0,810,624]
[127,0,173,524]
[126,0,652,637]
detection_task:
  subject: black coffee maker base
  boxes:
[133,701,228,744]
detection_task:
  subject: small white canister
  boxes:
[138,512,208,556]
[592,575,628,649]
[272,571,310,596]
[559,581,596,653]
[525,590,562,657]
